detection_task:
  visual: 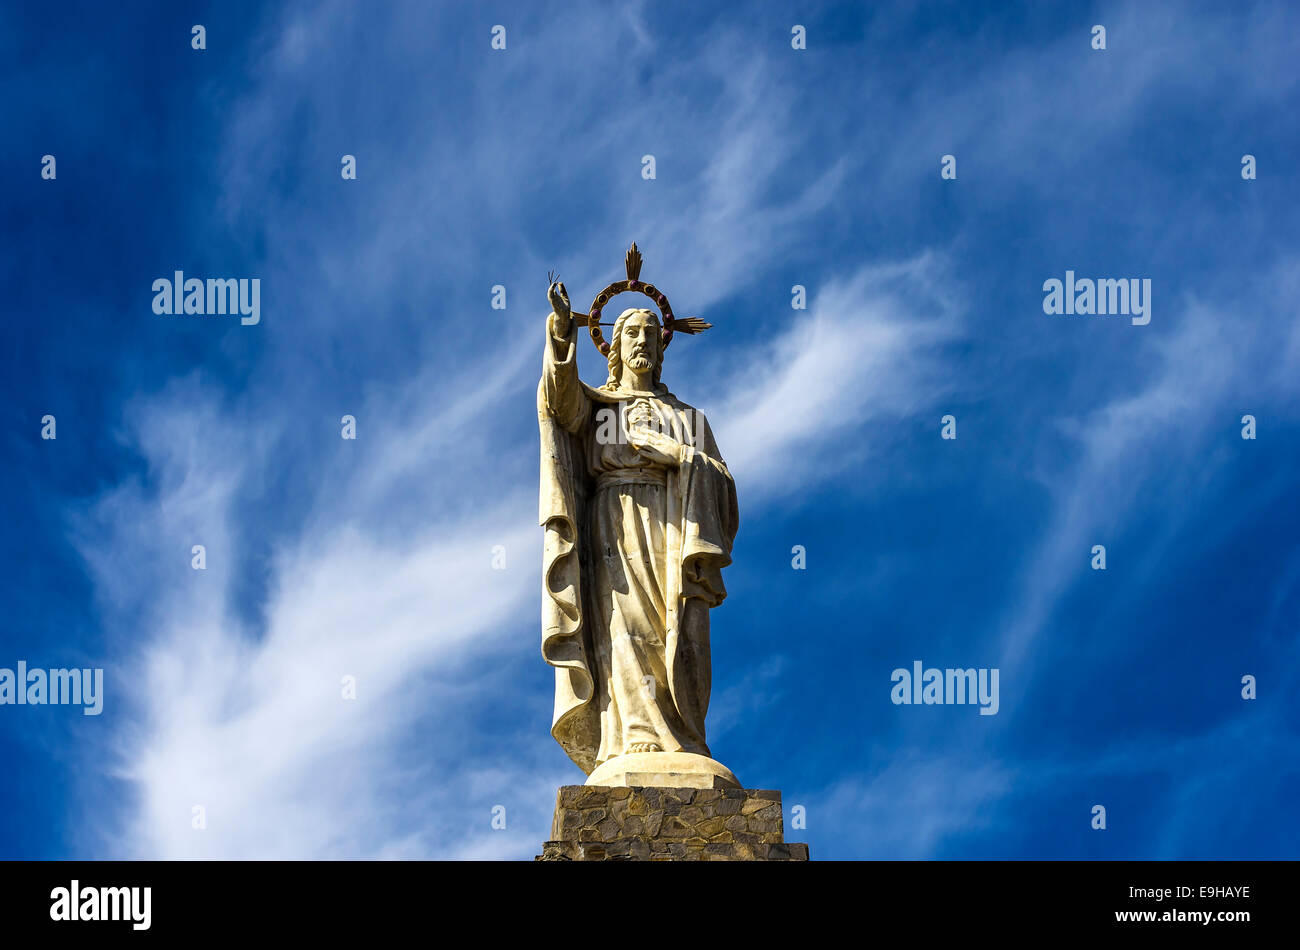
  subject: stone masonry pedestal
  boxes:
[536,785,810,861]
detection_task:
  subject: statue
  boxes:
[538,245,741,788]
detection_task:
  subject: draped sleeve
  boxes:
[538,312,599,773]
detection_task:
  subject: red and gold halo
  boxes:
[580,243,709,356]
[587,278,676,356]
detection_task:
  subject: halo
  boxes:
[581,244,709,356]
[588,282,675,356]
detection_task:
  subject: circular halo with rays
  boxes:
[579,244,711,356]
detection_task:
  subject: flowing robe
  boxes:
[538,312,738,774]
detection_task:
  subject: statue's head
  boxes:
[602,308,663,391]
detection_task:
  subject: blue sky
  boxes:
[2,0,1298,859]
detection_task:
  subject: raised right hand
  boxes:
[548,280,572,337]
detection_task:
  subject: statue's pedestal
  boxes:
[536,785,811,861]
[585,751,741,789]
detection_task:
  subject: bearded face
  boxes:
[616,310,661,378]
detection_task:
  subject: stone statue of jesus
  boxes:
[538,275,739,787]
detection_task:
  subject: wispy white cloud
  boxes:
[75,374,547,858]
[868,0,1300,195]
[711,253,963,499]
[809,752,1013,859]
[707,654,789,744]
[997,274,1300,682]
[816,706,1300,859]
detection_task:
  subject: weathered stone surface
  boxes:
[537,785,810,861]
[644,811,664,837]
[698,816,726,837]
[661,817,690,837]
[596,818,620,839]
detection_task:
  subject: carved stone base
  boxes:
[585,751,741,789]
[536,785,810,861]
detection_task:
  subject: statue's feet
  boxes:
[626,742,663,754]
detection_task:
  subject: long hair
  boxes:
[600,308,663,392]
